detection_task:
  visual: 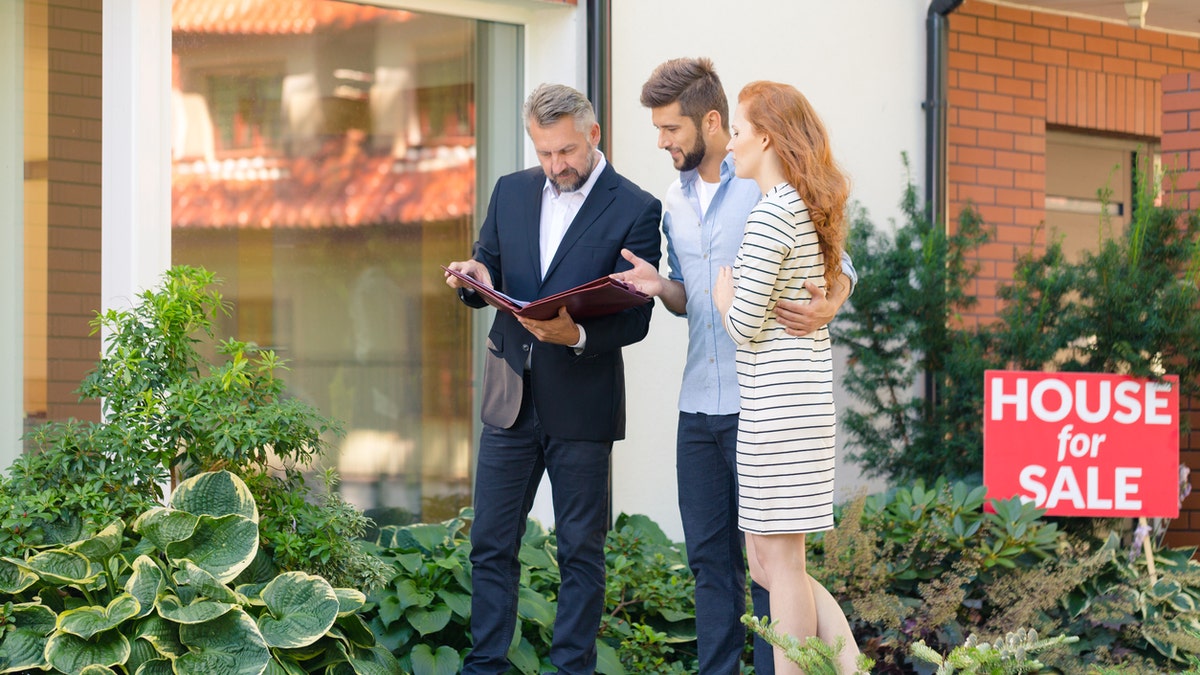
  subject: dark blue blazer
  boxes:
[461,162,662,441]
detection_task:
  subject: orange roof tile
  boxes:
[172,141,475,229]
[172,0,411,35]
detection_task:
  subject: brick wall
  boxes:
[45,0,102,423]
[947,0,1200,322]
[1162,72,1200,548]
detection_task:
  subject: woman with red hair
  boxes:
[714,80,857,674]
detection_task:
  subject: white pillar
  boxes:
[102,0,172,312]
[0,1,25,471]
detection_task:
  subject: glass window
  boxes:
[171,1,520,526]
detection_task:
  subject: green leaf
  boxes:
[333,587,366,616]
[157,594,237,624]
[25,549,99,586]
[409,643,461,675]
[595,638,627,675]
[45,630,131,673]
[166,513,258,584]
[124,556,165,620]
[0,602,56,671]
[170,471,259,522]
[174,559,241,605]
[78,666,118,675]
[57,593,141,639]
[332,613,376,648]
[0,558,38,594]
[406,604,452,636]
[389,523,449,554]
[256,571,339,649]
[176,609,270,675]
[134,615,186,659]
[134,508,200,552]
[394,578,435,610]
[516,587,556,628]
[437,589,471,619]
[506,634,539,675]
[68,520,126,562]
[134,659,175,675]
[344,644,404,675]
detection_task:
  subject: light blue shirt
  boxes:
[663,153,856,415]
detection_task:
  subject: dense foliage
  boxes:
[835,155,1200,484]
[0,266,387,590]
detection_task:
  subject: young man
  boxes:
[614,58,858,674]
[445,83,661,675]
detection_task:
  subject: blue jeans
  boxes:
[463,376,611,675]
[677,412,773,675]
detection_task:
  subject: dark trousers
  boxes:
[463,375,612,675]
[677,412,774,675]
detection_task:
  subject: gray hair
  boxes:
[523,83,596,133]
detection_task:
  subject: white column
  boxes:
[0,1,25,471]
[102,0,172,312]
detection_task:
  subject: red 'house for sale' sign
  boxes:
[983,370,1180,518]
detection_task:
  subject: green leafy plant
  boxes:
[909,628,1078,674]
[0,266,388,591]
[0,470,399,674]
[742,613,874,674]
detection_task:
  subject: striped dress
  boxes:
[723,182,836,535]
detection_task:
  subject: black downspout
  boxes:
[586,0,611,157]
[923,0,962,416]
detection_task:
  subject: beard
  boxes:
[551,147,597,193]
[674,136,706,172]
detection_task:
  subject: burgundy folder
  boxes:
[442,266,651,321]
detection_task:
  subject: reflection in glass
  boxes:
[171,1,478,526]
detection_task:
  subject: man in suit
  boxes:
[445,83,662,675]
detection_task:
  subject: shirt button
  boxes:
[522,344,530,352]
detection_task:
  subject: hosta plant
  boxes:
[0,470,399,674]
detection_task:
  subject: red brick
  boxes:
[960,34,998,56]
[1014,171,1042,190]
[950,164,978,184]
[959,184,997,204]
[1014,24,1050,46]
[1137,29,1169,47]
[1102,56,1137,77]
[1050,31,1086,52]
[996,223,1035,242]
[950,50,978,72]
[1101,22,1137,42]
[1191,111,1200,131]
[1084,35,1118,56]
[1032,45,1069,66]
[960,108,996,129]
[1066,16,1104,36]
[997,188,1033,207]
[996,113,1032,134]
[978,55,1015,77]
[997,41,1033,62]
[980,129,1015,150]
[1014,61,1047,82]
[953,14,979,35]
[1167,34,1200,52]
[978,18,1015,41]
[1165,91,1200,113]
[1069,52,1103,72]
[996,77,1032,98]
[959,146,996,166]
[1165,111,1191,133]
[979,92,1015,113]
[996,150,1032,171]
[960,70,997,92]
[1014,133,1044,153]
[976,204,1014,225]
[978,167,1014,187]
[964,1,996,19]
[949,89,978,108]
[1152,46,1184,68]
[949,126,978,146]
[1139,62,1168,87]
[1186,52,1200,70]
[1031,12,1067,30]
[994,5,1032,25]
[1119,41,1152,60]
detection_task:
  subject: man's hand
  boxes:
[517,306,581,346]
[776,277,848,337]
[610,248,664,297]
[444,259,492,291]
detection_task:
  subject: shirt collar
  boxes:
[680,152,736,192]
[543,150,607,202]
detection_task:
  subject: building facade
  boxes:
[4,0,1199,543]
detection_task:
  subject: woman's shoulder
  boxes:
[753,183,807,222]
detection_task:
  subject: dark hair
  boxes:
[738,81,848,288]
[640,57,729,133]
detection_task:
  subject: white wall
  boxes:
[609,0,931,540]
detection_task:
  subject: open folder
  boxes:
[442,265,651,321]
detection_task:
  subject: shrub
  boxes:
[0,266,388,591]
[0,470,399,673]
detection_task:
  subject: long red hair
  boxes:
[738,81,848,289]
